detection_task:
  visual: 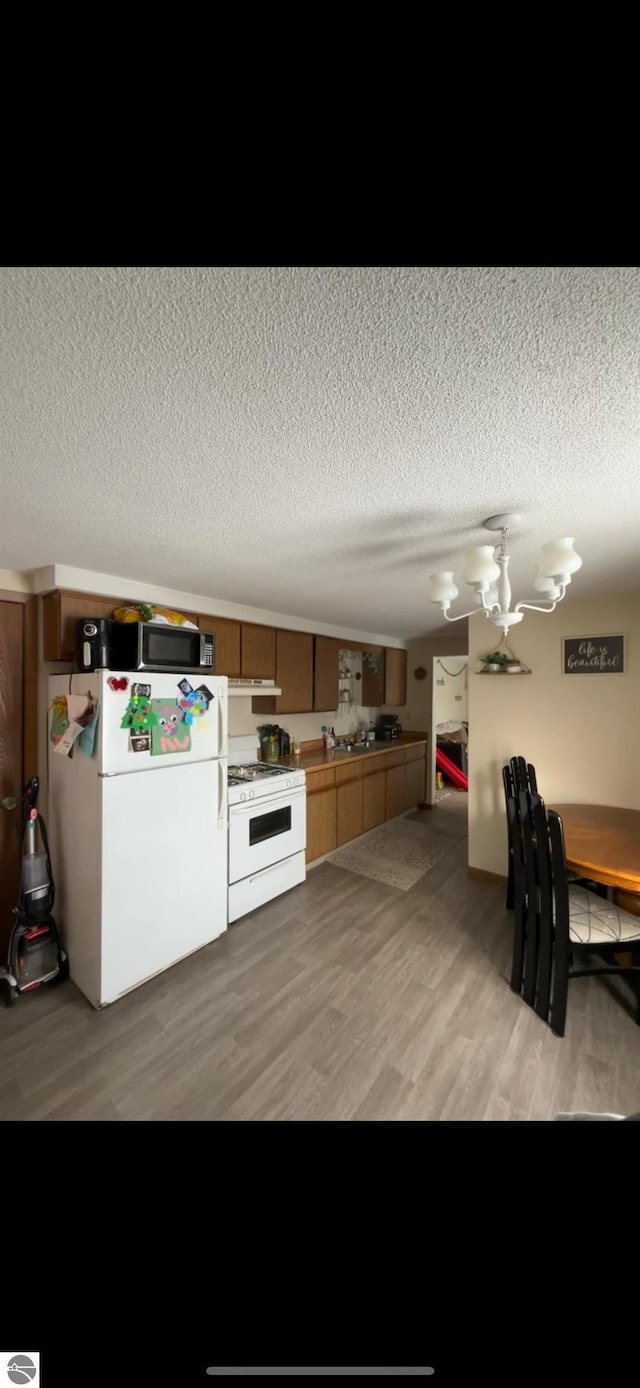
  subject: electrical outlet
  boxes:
[455,694,462,701]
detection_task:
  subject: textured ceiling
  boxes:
[2,265,639,638]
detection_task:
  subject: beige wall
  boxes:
[399,627,470,733]
[0,569,32,593]
[468,593,640,876]
[228,699,379,744]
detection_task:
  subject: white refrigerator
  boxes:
[48,670,228,1008]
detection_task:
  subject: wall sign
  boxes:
[563,634,624,674]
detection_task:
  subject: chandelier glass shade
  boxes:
[429,520,582,630]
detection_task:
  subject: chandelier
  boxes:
[429,514,582,630]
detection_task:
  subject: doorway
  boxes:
[427,654,469,816]
[0,593,38,954]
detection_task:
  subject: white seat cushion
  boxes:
[568,885,640,945]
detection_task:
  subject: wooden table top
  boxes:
[549,804,640,892]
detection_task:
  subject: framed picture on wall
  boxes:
[562,634,625,674]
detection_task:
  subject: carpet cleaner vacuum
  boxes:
[0,776,68,1006]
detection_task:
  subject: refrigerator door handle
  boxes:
[218,686,228,758]
[218,758,227,830]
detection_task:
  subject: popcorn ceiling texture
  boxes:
[2,266,639,638]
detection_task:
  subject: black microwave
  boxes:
[77,617,214,674]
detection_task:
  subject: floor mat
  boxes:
[326,816,454,890]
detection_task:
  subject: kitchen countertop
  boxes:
[276,734,428,774]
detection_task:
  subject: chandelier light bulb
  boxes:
[462,546,501,588]
[533,568,562,599]
[539,537,583,581]
[428,571,459,605]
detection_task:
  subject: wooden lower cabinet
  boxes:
[363,770,386,831]
[405,756,426,810]
[306,786,337,863]
[336,779,363,847]
[305,743,427,863]
[386,764,406,820]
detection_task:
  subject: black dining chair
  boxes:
[505,783,529,993]
[532,802,640,1037]
[503,763,516,911]
[516,787,546,1008]
[504,755,607,908]
[503,757,539,913]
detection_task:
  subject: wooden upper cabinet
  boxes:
[252,629,313,715]
[361,648,385,707]
[42,589,201,662]
[384,647,407,706]
[314,636,340,712]
[197,615,241,678]
[43,590,120,661]
[240,623,276,679]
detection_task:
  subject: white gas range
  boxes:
[227,735,306,923]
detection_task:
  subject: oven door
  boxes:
[229,786,306,883]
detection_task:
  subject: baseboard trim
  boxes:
[468,866,508,886]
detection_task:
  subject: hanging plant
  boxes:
[478,639,529,674]
[481,651,511,670]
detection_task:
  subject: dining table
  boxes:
[549,804,640,917]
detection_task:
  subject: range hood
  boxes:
[227,679,282,696]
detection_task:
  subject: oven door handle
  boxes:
[229,788,306,815]
[248,861,294,884]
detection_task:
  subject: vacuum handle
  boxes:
[23,776,40,811]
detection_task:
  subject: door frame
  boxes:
[0,589,38,783]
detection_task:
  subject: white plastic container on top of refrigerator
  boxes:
[48,671,228,1008]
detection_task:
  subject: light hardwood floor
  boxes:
[2,793,640,1120]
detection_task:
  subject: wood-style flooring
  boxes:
[2,793,640,1121]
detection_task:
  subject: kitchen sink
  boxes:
[333,742,387,753]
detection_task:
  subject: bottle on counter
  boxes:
[280,727,291,757]
[292,735,301,757]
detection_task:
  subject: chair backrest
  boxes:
[517,788,539,907]
[546,810,570,943]
[510,756,538,795]
[521,799,571,947]
[505,788,527,905]
[502,762,515,805]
